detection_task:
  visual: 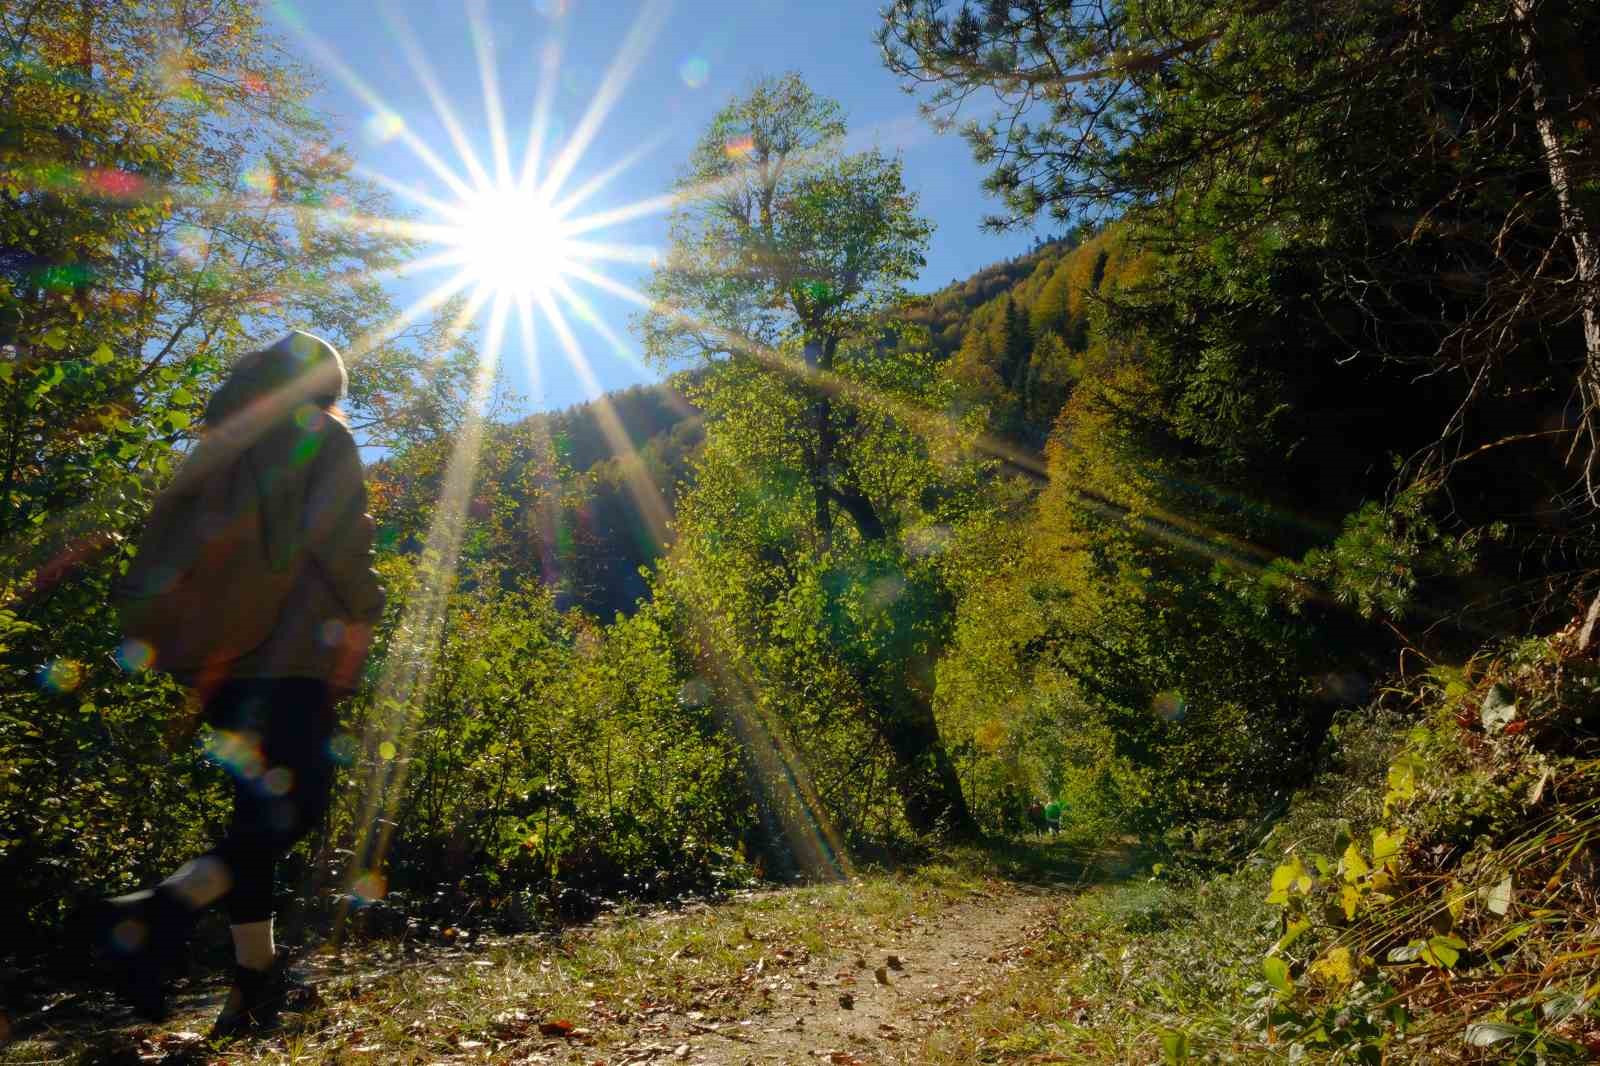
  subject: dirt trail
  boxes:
[608,886,1065,1066]
[3,876,1081,1065]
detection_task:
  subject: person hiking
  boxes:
[92,331,384,1036]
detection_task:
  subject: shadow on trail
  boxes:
[945,834,1161,889]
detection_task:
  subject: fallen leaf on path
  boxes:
[874,966,889,984]
[885,955,902,970]
[539,1018,576,1037]
[838,991,855,1009]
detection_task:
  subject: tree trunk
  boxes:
[798,338,977,837]
[877,686,981,839]
[1515,0,1600,640]
[803,339,834,551]
[1513,0,1600,496]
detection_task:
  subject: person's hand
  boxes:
[330,619,375,692]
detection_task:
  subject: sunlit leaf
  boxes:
[1371,827,1405,865]
[1463,1021,1526,1047]
[1309,946,1355,986]
[1484,874,1512,916]
[1263,955,1293,994]
[1480,684,1517,732]
[1421,934,1466,969]
[1341,841,1369,882]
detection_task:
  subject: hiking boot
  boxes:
[89,888,193,1021]
[210,953,315,1038]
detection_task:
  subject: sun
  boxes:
[436,186,577,299]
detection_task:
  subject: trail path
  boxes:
[604,885,1064,1066]
[4,871,1085,1065]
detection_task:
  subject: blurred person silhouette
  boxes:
[94,330,384,1036]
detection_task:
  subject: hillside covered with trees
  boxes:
[5,0,1600,1060]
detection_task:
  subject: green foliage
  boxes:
[1266,481,1484,622]
[653,330,994,854]
[334,574,749,912]
[636,72,983,839]
[639,72,929,367]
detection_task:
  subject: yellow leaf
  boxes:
[1341,842,1370,882]
[1342,884,1362,921]
[1310,946,1356,986]
[1372,827,1406,866]
[1268,856,1310,904]
[1446,881,1468,923]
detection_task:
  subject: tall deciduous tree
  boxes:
[639,73,976,837]
[641,73,931,550]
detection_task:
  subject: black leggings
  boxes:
[200,678,337,924]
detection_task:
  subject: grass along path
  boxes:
[3,842,1111,1065]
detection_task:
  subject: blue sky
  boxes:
[266,0,1043,414]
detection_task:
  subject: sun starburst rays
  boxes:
[271,0,1037,893]
[283,0,677,356]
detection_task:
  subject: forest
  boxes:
[5,0,1600,1061]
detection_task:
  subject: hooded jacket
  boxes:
[139,332,384,688]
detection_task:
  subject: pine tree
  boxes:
[1000,295,1033,396]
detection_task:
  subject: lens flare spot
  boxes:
[1151,690,1187,721]
[85,167,144,199]
[351,870,387,902]
[173,223,209,266]
[723,134,754,159]
[111,918,148,953]
[329,732,358,765]
[205,729,266,779]
[866,575,906,611]
[243,165,277,199]
[291,431,324,467]
[320,618,347,647]
[679,57,709,88]
[263,767,295,796]
[364,110,405,143]
[116,639,156,673]
[904,525,952,559]
[379,740,398,760]
[38,658,83,693]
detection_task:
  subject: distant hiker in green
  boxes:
[92,331,384,1036]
